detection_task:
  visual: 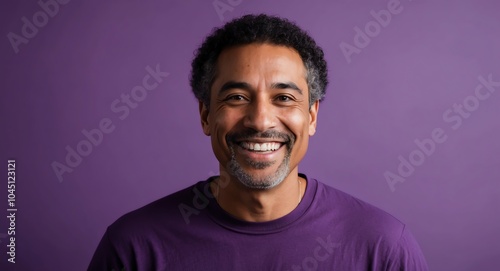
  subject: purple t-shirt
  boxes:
[88,174,428,270]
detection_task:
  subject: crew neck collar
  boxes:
[199,173,317,234]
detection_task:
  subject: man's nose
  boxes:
[243,98,277,132]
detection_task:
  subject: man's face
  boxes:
[200,43,319,189]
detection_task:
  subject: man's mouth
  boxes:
[237,141,284,153]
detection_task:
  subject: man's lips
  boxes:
[235,141,285,163]
[238,141,284,152]
[229,137,290,163]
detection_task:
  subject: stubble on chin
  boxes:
[226,143,291,190]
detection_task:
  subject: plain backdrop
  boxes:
[1,0,499,270]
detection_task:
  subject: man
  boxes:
[89,14,428,270]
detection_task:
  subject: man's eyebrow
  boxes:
[271,82,303,95]
[218,81,253,95]
[217,81,303,95]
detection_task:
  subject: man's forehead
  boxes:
[217,42,303,61]
[214,43,307,79]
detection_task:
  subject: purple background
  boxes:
[1,0,499,270]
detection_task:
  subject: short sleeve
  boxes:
[87,229,126,271]
[387,226,429,271]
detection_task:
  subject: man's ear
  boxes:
[199,101,211,136]
[309,100,319,136]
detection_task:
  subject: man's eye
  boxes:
[277,95,292,102]
[224,95,246,102]
[229,95,244,100]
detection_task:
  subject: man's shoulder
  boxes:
[314,179,407,241]
[312,180,428,270]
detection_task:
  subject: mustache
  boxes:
[226,129,294,144]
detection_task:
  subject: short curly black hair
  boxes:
[190,14,328,109]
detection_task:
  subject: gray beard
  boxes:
[227,144,291,190]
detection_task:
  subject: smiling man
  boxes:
[200,42,316,222]
[89,14,428,270]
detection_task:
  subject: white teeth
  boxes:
[240,142,282,152]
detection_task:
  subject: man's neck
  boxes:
[211,169,306,222]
